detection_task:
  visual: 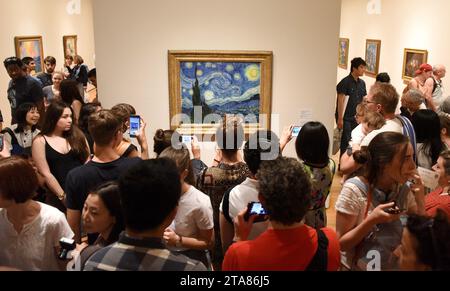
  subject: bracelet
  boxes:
[57,192,66,201]
[214,159,221,164]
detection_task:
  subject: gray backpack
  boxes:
[347,178,409,271]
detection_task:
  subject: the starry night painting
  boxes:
[181,62,261,123]
[169,51,273,133]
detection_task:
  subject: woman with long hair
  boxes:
[60,79,85,124]
[32,101,90,211]
[411,109,445,170]
[336,132,425,270]
[68,182,124,270]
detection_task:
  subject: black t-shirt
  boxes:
[65,157,141,211]
[336,74,367,121]
[7,76,44,123]
[36,72,53,88]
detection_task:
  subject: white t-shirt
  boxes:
[0,202,74,271]
[219,178,269,241]
[170,186,213,251]
[361,118,403,147]
[350,124,365,147]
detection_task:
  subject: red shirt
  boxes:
[222,225,340,271]
[425,187,450,218]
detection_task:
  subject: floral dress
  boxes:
[302,159,336,229]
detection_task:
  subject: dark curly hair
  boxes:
[406,209,450,271]
[257,157,311,225]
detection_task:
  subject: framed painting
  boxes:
[14,36,44,73]
[168,50,273,135]
[402,48,428,81]
[338,38,350,69]
[365,39,381,77]
[63,35,78,58]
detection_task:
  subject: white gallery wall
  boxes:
[338,0,450,96]
[0,0,96,126]
[92,0,342,161]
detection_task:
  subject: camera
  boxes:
[59,237,76,260]
[244,202,269,223]
[129,115,141,137]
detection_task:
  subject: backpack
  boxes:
[346,177,407,271]
[1,128,31,156]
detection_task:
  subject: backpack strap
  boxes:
[305,229,329,271]
[396,115,417,163]
[221,187,234,224]
[1,127,19,146]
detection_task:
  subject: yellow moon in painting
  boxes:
[245,65,260,82]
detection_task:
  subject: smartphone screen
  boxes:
[250,202,267,216]
[182,135,193,144]
[0,134,4,152]
[129,115,141,137]
[291,126,302,137]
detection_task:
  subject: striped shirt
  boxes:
[84,233,207,271]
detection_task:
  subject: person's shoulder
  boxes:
[163,250,207,271]
[120,156,142,166]
[38,202,67,222]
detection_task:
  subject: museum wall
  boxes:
[338,0,450,97]
[0,0,96,126]
[92,0,342,162]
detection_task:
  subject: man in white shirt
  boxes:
[340,82,416,174]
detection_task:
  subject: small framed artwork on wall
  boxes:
[338,38,350,69]
[63,35,78,58]
[402,48,428,81]
[14,36,44,73]
[365,39,381,77]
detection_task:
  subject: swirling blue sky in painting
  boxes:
[181,62,261,118]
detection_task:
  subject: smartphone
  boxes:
[0,134,4,152]
[291,126,302,137]
[182,135,193,144]
[244,202,268,223]
[129,115,141,137]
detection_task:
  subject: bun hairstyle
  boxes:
[354,132,410,185]
[153,129,175,156]
[353,147,371,165]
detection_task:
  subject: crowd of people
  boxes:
[0,54,449,271]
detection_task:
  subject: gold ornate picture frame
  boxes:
[168,50,273,135]
[402,48,428,81]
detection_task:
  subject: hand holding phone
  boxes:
[244,202,268,223]
[129,115,141,137]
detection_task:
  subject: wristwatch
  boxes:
[175,235,183,248]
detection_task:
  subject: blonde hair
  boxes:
[363,110,385,130]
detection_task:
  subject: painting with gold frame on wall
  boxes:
[365,39,381,77]
[338,38,350,69]
[168,50,273,135]
[14,35,44,73]
[402,48,428,81]
[63,35,78,58]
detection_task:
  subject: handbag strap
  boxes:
[305,229,329,271]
